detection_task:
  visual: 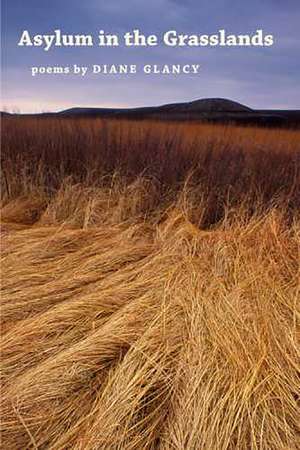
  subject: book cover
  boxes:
[1,1,299,449]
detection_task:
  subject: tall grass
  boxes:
[1,117,300,449]
[2,117,300,224]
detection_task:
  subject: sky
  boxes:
[1,0,300,112]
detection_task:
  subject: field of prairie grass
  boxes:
[1,116,300,449]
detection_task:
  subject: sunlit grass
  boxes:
[1,117,300,449]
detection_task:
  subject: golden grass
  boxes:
[1,117,300,449]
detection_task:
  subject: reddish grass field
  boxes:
[1,117,300,449]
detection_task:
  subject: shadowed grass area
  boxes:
[1,117,300,449]
[2,117,300,223]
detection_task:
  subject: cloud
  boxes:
[2,0,300,110]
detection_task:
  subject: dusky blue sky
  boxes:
[1,0,300,112]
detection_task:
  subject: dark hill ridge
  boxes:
[60,98,253,116]
[2,98,300,127]
[189,98,252,112]
[157,98,253,113]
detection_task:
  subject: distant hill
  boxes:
[2,98,300,127]
[59,98,253,116]
[157,98,253,113]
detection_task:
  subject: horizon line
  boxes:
[2,96,300,114]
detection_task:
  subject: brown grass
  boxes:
[1,116,300,449]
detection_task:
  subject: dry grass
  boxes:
[1,117,300,449]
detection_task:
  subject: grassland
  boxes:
[1,116,300,449]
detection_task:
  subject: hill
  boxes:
[57,98,300,126]
[3,98,300,127]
